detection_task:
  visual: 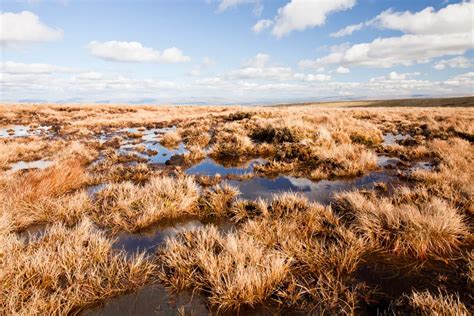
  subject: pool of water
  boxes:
[229,171,397,204]
[377,155,402,168]
[113,220,205,255]
[186,158,265,176]
[10,160,54,172]
[382,133,411,146]
[84,284,210,316]
[0,125,53,138]
[119,141,188,164]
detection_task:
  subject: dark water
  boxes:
[229,171,396,204]
[382,133,411,145]
[84,284,210,316]
[119,141,188,164]
[186,158,265,176]
[113,220,204,255]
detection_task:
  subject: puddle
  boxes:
[86,183,107,197]
[382,133,411,146]
[119,126,176,142]
[84,284,210,316]
[0,125,52,138]
[186,158,265,176]
[229,171,397,204]
[10,160,53,172]
[410,161,433,171]
[119,142,188,164]
[113,220,205,255]
[377,155,401,168]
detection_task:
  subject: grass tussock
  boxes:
[0,218,155,315]
[0,158,91,230]
[409,138,473,211]
[91,176,199,232]
[159,225,291,311]
[395,290,470,315]
[335,191,468,260]
[161,193,368,313]
[160,130,181,148]
[198,183,240,217]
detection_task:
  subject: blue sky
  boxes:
[1,0,473,104]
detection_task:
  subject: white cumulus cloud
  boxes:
[0,11,63,47]
[217,0,263,16]
[252,19,273,33]
[254,0,356,38]
[330,22,364,37]
[1,61,77,74]
[300,1,474,69]
[336,66,350,74]
[434,56,473,70]
[87,41,190,63]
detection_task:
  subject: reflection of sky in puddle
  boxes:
[382,133,411,145]
[86,183,107,197]
[377,155,401,167]
[230,171,396,204]
[119,141,187,164]
[0,125,52,138]
[186,158,265,176]
[84,284,210,316]
[10,160,53,172]
[114,220,204,255]
[410,161,433,171]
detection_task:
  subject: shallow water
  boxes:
[229,171,396,204]
[119,141,187,164]
[410,161,433,171]
[10,160,54,172]
[382,133,411,146]
[84,284,210,316]
[377,155,402,168]
[86,183,107,197]
[113,220,205,255]
[0,125,52,138]
[186,157,265,176]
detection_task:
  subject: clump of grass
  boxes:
[179,124,211,148]
[392,291,470,315]
[0,218,155,315]
[253,160,296,175]
[159,225,291,311]
[349,127,383,145]
[210,131,253,160]
[160,193,367,313]
[0,158,90,230]
[250,118,309,144]
[408,138,473,211]
[198,183,240,217]
[335,191,468,260]
[160,131,181,148]
[92,176,199,232]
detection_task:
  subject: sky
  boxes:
[1,0,473,104]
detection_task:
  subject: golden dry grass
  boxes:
[0,218,155,315]
[91,176,199,232]
[0,97,472,314]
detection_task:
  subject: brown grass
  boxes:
[91,176,199,232]
[0,98,472,314]
[0,218,155,315]
[335,190,469,260]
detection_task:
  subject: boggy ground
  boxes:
[0,96,473,315]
